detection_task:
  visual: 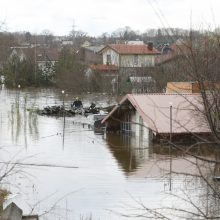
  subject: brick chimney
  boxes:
[147,42,153,51]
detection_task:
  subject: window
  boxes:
[134,55,138,66]
[121,114,132,134]
[139,116,143,137]
[106,54,111,64]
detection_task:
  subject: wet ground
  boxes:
[0,88,217,219]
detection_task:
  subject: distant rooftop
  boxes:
[100,44,160,55]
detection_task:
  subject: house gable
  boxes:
[101,47,120,66]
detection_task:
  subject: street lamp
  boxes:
[61,90,65,148]
[17,84,21,106]
[169,102,173,142]
[169,102,173,191]
[61,90,65,108]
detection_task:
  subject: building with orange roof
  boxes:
[166,81,220,93]
[166,82,201,93]
[99,43,160,68]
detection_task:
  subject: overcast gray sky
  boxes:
[0,0,220,36]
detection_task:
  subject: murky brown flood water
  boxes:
[0,88,217,219]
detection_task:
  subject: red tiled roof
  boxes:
[89,64,118,72]
[102,93,210,134]
[101,44,160,55]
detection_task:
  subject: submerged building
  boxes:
[102,93,211,145]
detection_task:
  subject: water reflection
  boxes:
[105,133,220,179]
[104,133,152,174]
[7,96,39,145]
[104,133,220,218]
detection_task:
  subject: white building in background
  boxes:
[99,43,160,68]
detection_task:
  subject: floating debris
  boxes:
[34,104,116,117]
[36,105,76,117]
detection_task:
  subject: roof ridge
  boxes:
[129,93,201,96]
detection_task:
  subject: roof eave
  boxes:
[101,95,130,124]
[119,52,160,55]
[98,45,119,55]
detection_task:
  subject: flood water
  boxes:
[0,88,218,219]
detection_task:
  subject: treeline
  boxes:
[2,26,206,49]
[0,26,218,92]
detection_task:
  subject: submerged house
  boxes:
[102,93,211,145]
[166,82,201,93]
[166,81,220,93]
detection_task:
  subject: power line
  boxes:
[0,161,78,169]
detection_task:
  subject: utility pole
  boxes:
[34,35,37,84]
[62,90,65,149]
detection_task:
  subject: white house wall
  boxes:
[139,55,155,67]
[127,111,151,148]
[102,47,156,67]
[131,113,136,133]
[120,55,155,67]
[133,111,150,146]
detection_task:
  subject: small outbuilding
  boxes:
[102,93,211,145]
[1,202,39,220]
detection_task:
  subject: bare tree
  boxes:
[142,31,220,219]
[105,30,220,219]
[55,47,86,93]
